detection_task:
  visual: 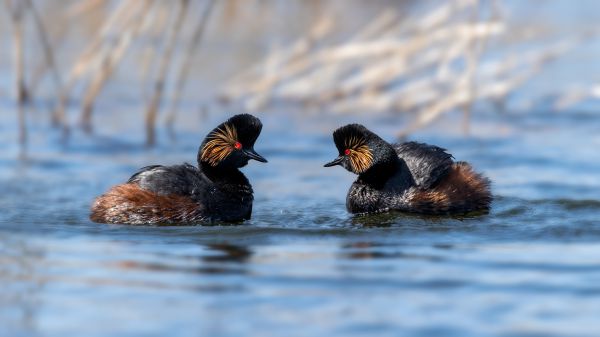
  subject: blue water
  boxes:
[2,0,600,334]
[1,106,600,337]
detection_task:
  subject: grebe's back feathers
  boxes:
[128,163,202,197]
[394,141,453,189]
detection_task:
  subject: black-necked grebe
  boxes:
[324,124,491,215]
[90,114,267,225]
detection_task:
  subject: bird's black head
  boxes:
[199,114,267,168]
[324,124,396,175]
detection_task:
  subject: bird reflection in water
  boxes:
[114,243,252,276]
[203,243,252,263]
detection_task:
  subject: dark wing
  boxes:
[127,163,201,196]
[128,165,163,183]
[394,142,454,189]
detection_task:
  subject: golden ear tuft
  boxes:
[345,136,373,173]
[200,123,238,166]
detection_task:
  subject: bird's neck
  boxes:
[357,143,413,189]
[199,162,249,186]
[358,159,399,188]
[358,142,398,185]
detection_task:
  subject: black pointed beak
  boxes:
[244,148,268,163]
[324,156,344,167]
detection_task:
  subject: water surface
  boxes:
[1,107,600,337]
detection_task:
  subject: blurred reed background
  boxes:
[1,0,599,147]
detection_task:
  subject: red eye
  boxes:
[344,149,351,155]
[234,142,242,150]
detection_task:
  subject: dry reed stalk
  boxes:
[284,11,402,104]
[145,0,189,146]
[67,0,106,17]
[402,0,476,35]
[72,1,136,82]
[462,2,481,134]
[53,0,137,130]
[313,10,438,103]
[459,0,501,132]
[29,19,68,95]
[396,40,582,136]
[398,72,528,137]
[138,1,171,102]
[243,16,335,111]
[23,0,65,128]
[351,10,399,42]
[275,21,502,106]
[5,0,28,145]
[80,0,152,132]
[166,0,216,136]
[224,1,499,107]
[224,16,333,101]
[333,38,579,118]
[219,0,589,135]
[221,0,591,135]
[340,24,499,99]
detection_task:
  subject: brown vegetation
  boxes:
[1,0,597,147]
[222,0,598,136]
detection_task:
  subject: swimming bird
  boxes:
[324,124,491,215]
[90,114,267,225]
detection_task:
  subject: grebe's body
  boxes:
[91,114,266,225]
[325,124,491,215]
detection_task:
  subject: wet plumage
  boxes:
[325,124,492,215]
[90,114,267,225]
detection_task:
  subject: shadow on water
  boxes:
[339,240,445,261]
[202,243,253,263]
[349,210,490,228]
